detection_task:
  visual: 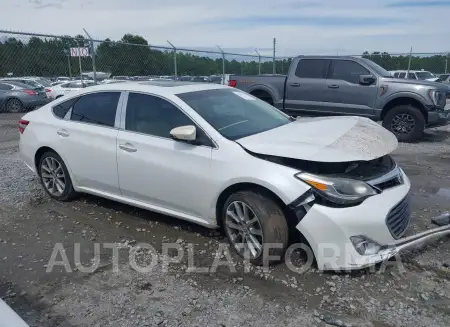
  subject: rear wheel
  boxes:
[38,151,78,201]
[6,98,24,113]
[223,191,289,265]
[382,105,425,142]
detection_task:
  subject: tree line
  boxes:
[0,33,447,78]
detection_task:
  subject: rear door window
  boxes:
[294,59,329,79]
[398,72,406,78]
[70,92,120,127]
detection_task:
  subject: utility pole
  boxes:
[167,41,177,78]
[255,49,261,75]
[83,28,97,83]
[273,38,276,75]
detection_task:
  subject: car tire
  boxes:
[38,151,78,201]
[382,105,425,142]
[5,98,24,113]
[222,190,289,266]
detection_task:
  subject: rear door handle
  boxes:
[57,129,69,137]
[119,143,137,153]
[290,83,300,87]
[328,84,339,89]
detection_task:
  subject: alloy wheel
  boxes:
[225,201,264,259]
[40,157,66,196]
[391,113,415,134]
[7,99,23,113]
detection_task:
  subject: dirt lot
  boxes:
[1,113,450,327]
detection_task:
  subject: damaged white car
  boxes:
[19,82,450,270]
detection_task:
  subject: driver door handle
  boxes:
[290,83,300,87]
[119,143,137,153]
[328,84,339,89]
[57,129,69,137]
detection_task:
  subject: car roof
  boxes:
[0,81,30,88]
[75,81,228,96]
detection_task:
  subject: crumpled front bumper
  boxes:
[295,171,450,271]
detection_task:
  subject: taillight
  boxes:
[18,119,29,134]
[228,79,237,87]
[23,90,38,95]
[45,88,51,92]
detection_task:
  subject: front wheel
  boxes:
[222,191,289,266]
[382,105,425,142]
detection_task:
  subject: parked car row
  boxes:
[0,76,98,113]
[229,56,450,142]
[110,74,227,84]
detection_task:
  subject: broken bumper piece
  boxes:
[348,213,450,270]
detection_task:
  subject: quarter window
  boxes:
[71,92,120,127]
[53,97,79,119]
[330,60,370,84]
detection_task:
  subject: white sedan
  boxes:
[18,82,450,269]
[46,80,96,99]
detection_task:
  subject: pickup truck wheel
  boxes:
[382,105,425,142]
[222,191,289,266]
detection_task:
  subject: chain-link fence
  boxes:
[0,30,449,83]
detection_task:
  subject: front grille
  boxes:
[386,195,411,239]
[373,174,402,191]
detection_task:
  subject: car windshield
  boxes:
[177,89,292,140]
[415,71,434,80]
[360,58,392,78]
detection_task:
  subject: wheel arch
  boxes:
[33,146,77,188]
[215,182,298,231]
[381,96,428,123]
[248,86,276,105]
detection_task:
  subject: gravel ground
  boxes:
[1,115,450,327]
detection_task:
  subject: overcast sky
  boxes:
[2,0,450,56]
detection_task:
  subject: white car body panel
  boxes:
[298,170,411,270]
[0,299,29,327]
[18,82,450,270]
[237,116,398,162]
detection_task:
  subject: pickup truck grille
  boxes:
[386,195,411,239]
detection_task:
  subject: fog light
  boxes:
[350,236,382,255]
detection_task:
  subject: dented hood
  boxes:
[236,116,398,162]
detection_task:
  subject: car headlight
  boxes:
[428,89,446,107]
[295,173,377,205]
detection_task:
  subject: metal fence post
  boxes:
[83,28,97,83]
[255,49,261,75]
[217,46,225,84]
[167,41,177,78]
[273,38,276,75]
[406,46,412,78]
[445,53,448,74]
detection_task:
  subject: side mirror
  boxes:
[170,125,196,142]
[359,74,376,85]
